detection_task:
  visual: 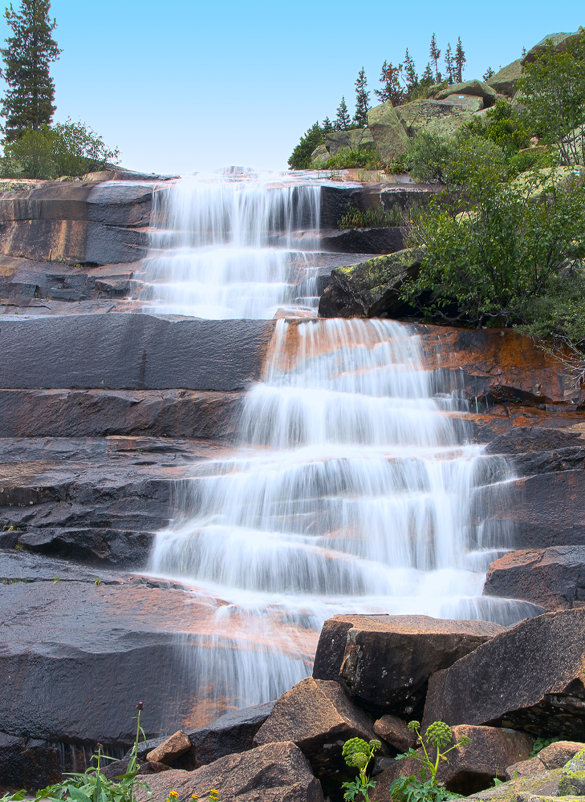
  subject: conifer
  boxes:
[429,33,441,82]
[444,43,454,84]
[403,49,418,99]
[455,37,466,83]
[335,97,351,130]
[374,61,404,105]
[353,67,370,127]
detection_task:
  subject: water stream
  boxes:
[142,172,528,722]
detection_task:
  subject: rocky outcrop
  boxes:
[522,31,583,64]
[134,741,324,802]
[484,547,585,611]
[312,614,505,718]
[488,60,523,97]
[318,248,423,318]
[367,103,410,162]
[321,128,375,158]
[423,608,585,737]
[396,99,471,136]
[435,81,497,104]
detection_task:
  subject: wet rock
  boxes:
[312,614,505,718]
[254,677,377,780]
[146,730,191,765]
[484,547,585,611]
[380,186,437,215]
[371,725,533,798]
[0,314,273,391]
[373,715,416,752]
[367,102,410,162]
[423,608,585,738]
[318,247,423,318]
[320,226,405,254]
[134,741,324,802]
[510,471,585,548]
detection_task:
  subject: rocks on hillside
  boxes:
[423,608,585,737]
[435,80,497,104]
[371,725,533,798]
[488,59,523,96]
[312,614,505,717]
[320,226,405,255]
[484,547,585,611]
[522,31,583,64]
[316,128,376,161]
[254,677,377,780]
[395,99,470,136]
[134,741,324,802]
[367,102,410,161]
[318,247,423,318]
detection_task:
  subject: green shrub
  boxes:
[405,131,454,182]
[465,99,531,154]
[288,122,324,169]
[338,205,399,229]
[315,146,380,170]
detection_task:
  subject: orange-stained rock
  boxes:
[146,730,192,765]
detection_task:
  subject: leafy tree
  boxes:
[374,60,404,105]
[444,43,454,84]
[353,67,370,127]
[429,33,441,82]
[454,37,466,82]
[403,49,418,99]
[288,121,324,169]
[518,29,585,165]
[335,96,351,130]
[0,0,61,142]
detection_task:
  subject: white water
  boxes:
[150,317,525,718]
[138,170,323,319]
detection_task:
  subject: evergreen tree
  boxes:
[353,67,370,127]
[455,37,466,83]
[288,122,324,169]
[322,116,334,133]
[0,0,61,142]
[429,33,441,82]
[420,62,434,89]
[444,43,454,84]
[403,49,418,99]
[374,60,404,105]
[335,97,351,130]
[483,66,495,81]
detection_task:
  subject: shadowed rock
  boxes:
[506,740,585,779]
[423,608,585,737]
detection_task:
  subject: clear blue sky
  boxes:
[0,0,583,175]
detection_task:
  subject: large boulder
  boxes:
[423,608,585,737]
[370,725,533,798]
[488,60,523,97]
[484,547,585,611]
[320,226,405,255]
[522,31,583,65]
[506,740,585,779]
[441,94,484,112]
[312,614,505,718]
[367,102,409,162]
[134,741,324,802]
[254,677,377,780]
[435,81,497,104]
[396,99,467,135]
[323,128,375,157]
[318,247,423,318]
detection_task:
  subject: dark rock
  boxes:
[371,725,533,798]
[254,677,377,781]
[0,732,63,790]
[0,314,273,391]
[134,741,324,802]
[373,715,416,752]
[318,247,422,318]
[423,608,585,737]
[509,471,585,548]
[486,426,584,455]
[380,186,436,215]
[484,547,585,610]
[320,226,405,254]
[312,614,505,718]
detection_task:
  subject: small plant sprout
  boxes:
[341,737,382,802]
[388,720,470,802]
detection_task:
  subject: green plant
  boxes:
[315,146,380,171]
[341,737,381,802]
[529,736,561,758]
[0,703,149,802]
[338,206,400,229]
[288,122,324,170]
[388,721,469,802]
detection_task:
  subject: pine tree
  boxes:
[420,62,434,89]
[353,67,370,127]
[429,33,441,82]
[322,116,334,133]
[335,97,351,130]
[374,60,404,105]
[455,37,466,83]
[0,0,61,142]
[403,49,418,99]
[444,43,454,84]
[483,66,495,81]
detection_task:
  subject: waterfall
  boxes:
[137,170,323,319]
[149,316,524,721]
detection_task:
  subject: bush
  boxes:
[1,119,119,179]
[288,122,324,169]
[405,131,453,182]
[337,205,400,229]
[465,99,531,154]
[315,146,380,170]
[405,129,507,187]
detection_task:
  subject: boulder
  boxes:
[484,547,585,611]
[324,128,375,157]
[380,186,437,215]
[425,110,475,138]
[558,748,585,794]
[370,725,533,798]
[254,677,377,780]
[320,226,405,255]
[522,31,583,65]
[488,60,523,97]
[396,99,467,135]
[441,94,484,112]
[467,768,564,801]
[506,740,585,779]
[134,741,323,802]
[146,730,192,765]
[310,143,330,166]
[318,247,423,318]
[435,81,497,104]
[367,102,409,162]
[312,614,505,718]
[423,608,585,737]
[373,715,416,752]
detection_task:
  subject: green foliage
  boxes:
[405,129,506,186]
[388,721,468,802]
[338,205,399,229]
[1,704,149,802]
[288,122,324,170]
[354,68,370,127]
[405,131,454,182]
[465,100,531,155]
[529,737,562,759]
[0,0,61,142]
[336,97,352,131]
[518,29,585,165]
[1,120,119,178]
[341,738,381,802]
[315,146,380,171]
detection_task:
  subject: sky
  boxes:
[0,0,583,176]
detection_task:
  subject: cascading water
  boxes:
[138,170,323,319]
[150,314,527,720]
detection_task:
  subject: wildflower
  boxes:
[136,701,143,710]
[168,793,179,799]
[192,796,199,800]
